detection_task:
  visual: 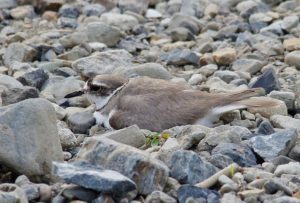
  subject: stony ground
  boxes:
[0,0,300,202]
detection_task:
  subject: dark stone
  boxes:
[256,120,275,135]
[249,68,280,94]
[17,69,49,90]
[52,67,77,77]
[271,156,295,166]
[177,185,220,203]
[161,49,199,66]
[67,111,95,134]
[168,150,218,184]
[1,87,39,106]
[211,143,257,167]
[52,161,137,199]
[62,185,98,202]
[250,22,268,33]
[250,129,297,161]
[264,178,293,195]
[58,17,78,29]
[83,4,106,16]
[59,5,80,18]
[209,154,234,169]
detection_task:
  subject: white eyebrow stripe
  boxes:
[91,81,109,87]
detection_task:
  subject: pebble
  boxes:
[0,183,28,203]
[67,111,95,134]
[212,48,236,65]
[249,68,280,94]
[275,162,300,176]
[1,86,39,106]
[270,115,300,131]
[283,38,300,51]
[285,51,300,69]
[177,185,220,203]
[144,191,176,203]
[268,91,295,110]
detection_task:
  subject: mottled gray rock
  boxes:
[188,74,204,85]
[52,103,67,120]
[58,17,78,28]
[0,98,63,177]
[17,69,49,90]
[177,185,220,203]
[213,70,239,83]
[67,111,95,134]
[209,154,234,169]
[58,4,80,18]
[198,64,218,76]
[62,185,98,202]
[53,161,137,199]
[167,150,218,184]
[168,13,202,34]
[72,50,132,78]
[0,74,23,89]
[275,162,300,176]
[145,191,176,203]
[281,15,299,32]
[264,178,293,195]
[250,129,297,161]
[268,91,295,110]
[0,183,28,203]
[57,121,77,149]
[10,5,35,19]
[3,43,38,67]
[163,49,199,66]
[100,13,138,31]
[1,86,39,106]
[83,4,106,16]
[85,22,122,47]
[119,0,149,14]
[212,143,257,167]
[270,115,300,131]
[0,0,16,9]
[113,63,173,80]
[96,125,145,148]
[285,50,300,69]
[249,68,280,94]
[76,137,169,195]
[232,58,264,74]
[221,193,244,203]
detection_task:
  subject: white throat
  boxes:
[86,84,125,110]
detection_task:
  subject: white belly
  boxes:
[93,109,116,130]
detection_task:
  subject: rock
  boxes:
[256,120,275,135]
[281,15,299,32]
[58,16,78,28]
[212,48,236,65]
[168,13,202,35]
[163,49,199,66]
[237,189,265,199]
[188,74,204,85]
[249,68,280,94]
[113,63,173,80]
[177,185,220,203]
[17,69,49,90]
[58,4,80,18]
[67,111,95,134]
[274,162,300,176]
[198,64,218,76]
[270,115,300,131]
[213,70,239,83]
[209,154,234,169]
[96,125,146,148]
[169,27,195,42]
[221,193,244,203]
[1,86,39,106]
[144,191,176,203]
[72,50,133,78]
[42,11,58,21]
[57,121,77,149]
[0,98,63,177]
[100,13,139,31]
[0,74,23,89]
[270,197,300,203]
[250,129,297,161]
[85,22,122,47]
[119,0,149,14]
[285,50,300,69]
[268,91,295,110]
[52,102,67,120]
[232,58,264,74]
[212,143,257,167]
[0,0,16,9]
[146,9,162,18]
[10,5,35,19]
[264,178,293,195]
[58,46,90,61]
[247,97,287,118]
[283,38,300,51]
[53,161,137,199]
[4,43,38,67]
[0,183,28,203]
[76,137,169,195]
[288,143,300,161]
[167,150,218,185]
[62,185,98,202]
[83,4,106,16]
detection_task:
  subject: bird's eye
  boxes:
[90,85,101,92]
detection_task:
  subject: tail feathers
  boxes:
[235,97,281,108]
[228,88,266,101]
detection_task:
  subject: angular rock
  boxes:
[281,15,299,32]
[270,115,300,131]
[177,185,220,203]
[212,48,236,65]
[67,111,95,134]
[268,91,295,110]
[212,143,257,167]
[53,161,137,199]
[145,191,176,203]
[17,69,49,90]
[285,50,300,69]
[0,99,63,177]
[213,70,239,83]
[167,150,218,184]
[0,183,28,203]
[72,50,133,78]
[57,121,77,149]
[232,58,264,74]
[256,120,275,135]
[96,125,146,148]
[250,129,297,161]
[249,68,280,94]
[1,86,39,106]
[4,43,38,67]
[76,137,169,195]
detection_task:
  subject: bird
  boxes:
[83,74,271,132]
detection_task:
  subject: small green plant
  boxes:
[146,132,170,147]
[229,164,235,177]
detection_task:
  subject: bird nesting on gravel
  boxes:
[83,74,274,132]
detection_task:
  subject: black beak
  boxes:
[64,90,85,98]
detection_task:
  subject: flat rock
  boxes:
[17,69,49,90]
[1,86,39,106]
[168,13,202,35]
[274,162,300,176]
[162,49,199,66]
[100,13,138,31]
[53,161,137,199]
[250,129,298,161]
[145,191,176,203]
[212,48,236,65]
[67,111,95,134]
[0,0,17,9]
[72,50,133,78]
[76,137,169,195]
[232,58,265,74]
[285,50,300,69]
[0,74,23,89]
[177,185,220,203]
[3,43,37,67]
[270,115,300,131]
[119,0,149,14]
[249,68,280,94]
[96,125,146,148]
[268,91,295,110]
[10,5,35,19]
[0,98,63,177]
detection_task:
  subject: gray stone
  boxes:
[1,86,39,106]
[57,17,78,28]
[188,74,204,85]
[85,22,122,47]
[285,50,300,69]
[145,191,176,203]
[83,4,106,16]
[0,0,16,9]
[53,161,137,199]
[268,91,295,110]
[163,49,199,66]
[252,34,284,56]
[0,98,63,177]
[197,64,218,76]
[169,27,195,42]
[67,111,95,134]
[177,185,220,203]
[0,74,23,89]
[250,129,297,161]
[209,154,233,169]
[271,115,300,131]
[58,4,80,18]
[249,68,280,94]
[57,121,77,149]
[264,178,293,195]
[119,0,149,14]
[213,70,240,83]
[97,125,146,148]
[281,15,299,32]
[72,50,133,78]
[221,193,244,203]
[212,143,257,167]
[52,103,67,120]
[113,63,173,80]
[100,13,139,31]
[76,137,169,195]
[270,197,300,203]
[275,162,300,176]
[168,13,202,35]
[232,58,264,74]
[0,183,28,203]
[4,43,38,67]
[17,69,49,90]
[167,150,218,184]
[62,185,98,202]
[58,46,90,61]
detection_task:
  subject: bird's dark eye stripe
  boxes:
[90,84,101,91]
